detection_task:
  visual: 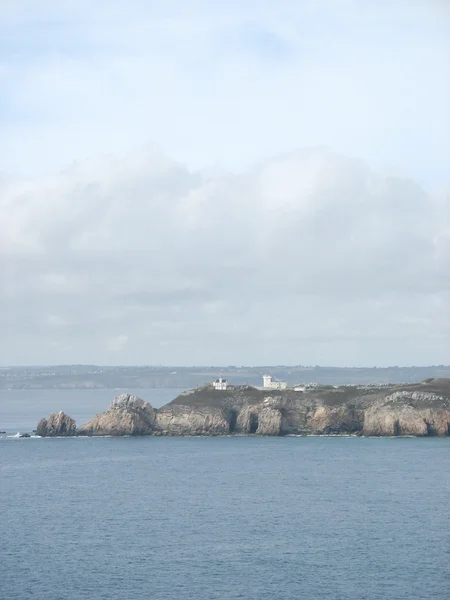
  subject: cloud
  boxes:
[1,1,449,364]
[109,335,129,352]
[0,1,449,186]
[1,146,449,365]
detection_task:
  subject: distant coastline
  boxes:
[1,364,450,390]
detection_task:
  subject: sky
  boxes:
[1,0,449,366]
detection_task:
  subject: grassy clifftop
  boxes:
[166,379,450,410]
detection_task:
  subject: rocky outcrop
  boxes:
[36,379,450,438]
[37,411,76,437]
[158,379,450,437]
[77,394,159,436]
[363,391,450,436]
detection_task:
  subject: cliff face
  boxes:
[308,405,364,435]
[77,394,160,436]
[363,391,450,436]
[233,397,286,435]
[156,404,229,435]
[159,380,450,437]
[37,411,76,437]
[36,379,450,437]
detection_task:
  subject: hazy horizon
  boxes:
[1,1,449,366]
[2,363,449,369]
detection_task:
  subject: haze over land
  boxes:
[1,1,449,367]
[2,365,450,390]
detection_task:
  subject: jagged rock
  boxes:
[77,394,159,436]
[363,392,450,436]
[37,411,76,437]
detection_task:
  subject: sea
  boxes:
[1,389,449,600]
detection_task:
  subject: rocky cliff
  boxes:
[155,404,229,435]
[36,379,450,437]
[363,390,450,436]
[37,411,77,437]
[77,393,160,436]
[157,379,450,437]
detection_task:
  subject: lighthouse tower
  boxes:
[263,374,273,388]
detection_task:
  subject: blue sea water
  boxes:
[1,435,449,600]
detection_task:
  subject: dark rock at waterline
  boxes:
[19,433,31,438]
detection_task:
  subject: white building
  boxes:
[262,374,287,390]
[212,375,228,390]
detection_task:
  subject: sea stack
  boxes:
[37,411,77,437]
[77,393,160,436]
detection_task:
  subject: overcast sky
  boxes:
[1,0,449,366]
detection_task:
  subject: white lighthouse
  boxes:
[263,374,273,388]
[212,375,228,391]
[263,374,287,390]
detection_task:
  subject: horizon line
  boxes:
[1,364,449,370]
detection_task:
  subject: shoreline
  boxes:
[2,432,449,440]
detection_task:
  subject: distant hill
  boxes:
[1,364,450,390]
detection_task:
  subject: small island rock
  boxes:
[37,411,77,437]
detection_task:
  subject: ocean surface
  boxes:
[1,391,449,599]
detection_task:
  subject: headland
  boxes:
[36,376,450,438]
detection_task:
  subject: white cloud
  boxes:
[0,1,449,186]
[109,335,129,352]
[0,146,449,365]
[46,314,69,327]
[0,1,449,365]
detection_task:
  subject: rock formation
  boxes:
[77,393,159,436]
[157,379,450,437]
[308,405,364,435]
[363,390,450,436]
[233,397,285,435]
[37,411,76,437]
[36,379,450,437]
